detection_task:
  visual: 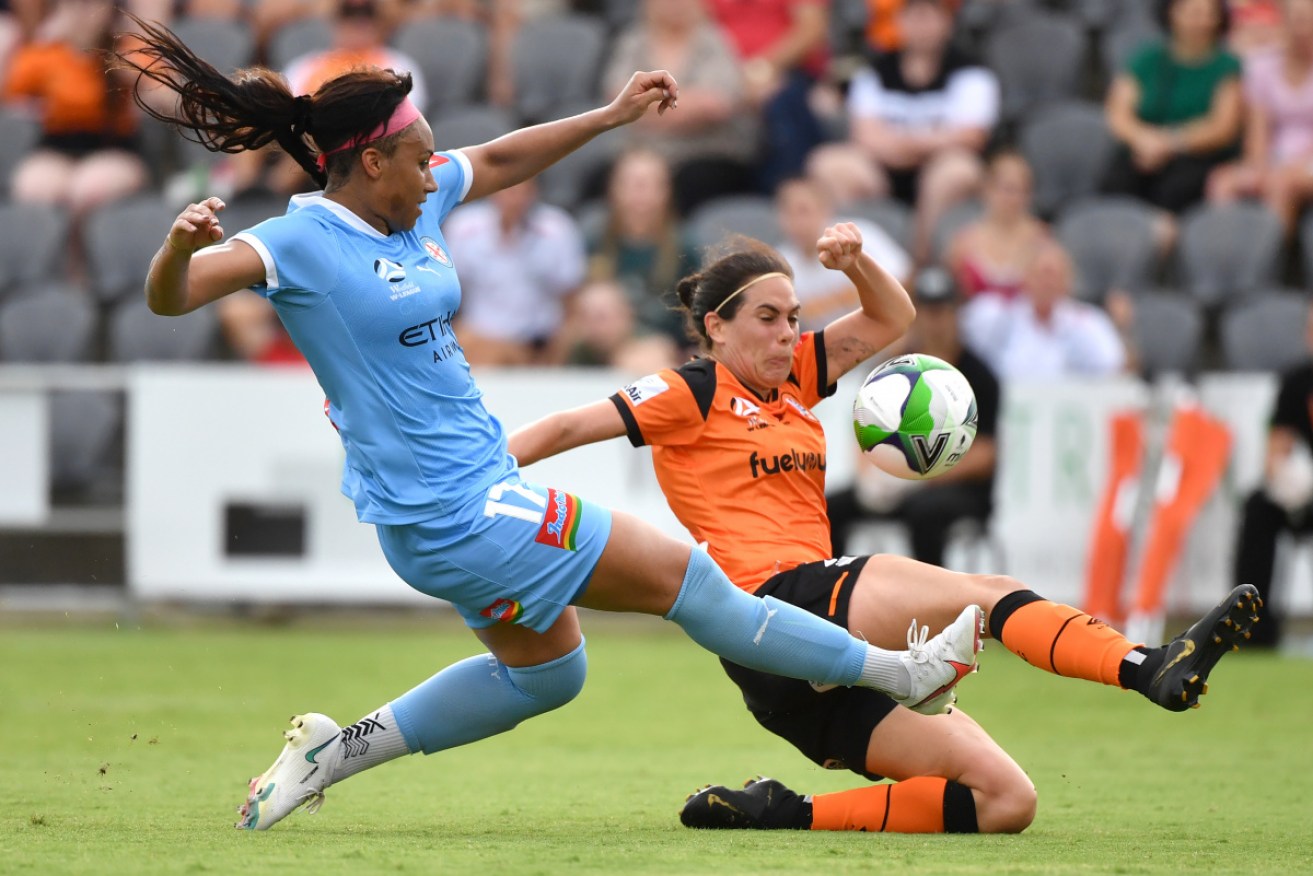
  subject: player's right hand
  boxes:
[165,196,226,255]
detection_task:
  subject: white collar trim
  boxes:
[291,191,388,239]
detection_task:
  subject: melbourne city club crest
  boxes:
[420,236,452,267]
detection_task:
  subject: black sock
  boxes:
[943,780,979,834]
[1118,646,1162,694]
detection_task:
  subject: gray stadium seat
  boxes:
[172,17,254,73]
[394,17,487,114]
[0,283,96,363]
[984,11,1086,121]
[1101,16,1164,79]
[1056,196,1159,300]
[268,16,333,72]
[1296,210,1313,288]
[0,203,70,297]
[687,195,781,253]
[538,107,619,210]
[846,198,913,252]
[84,197,181,303]
[930,200,983,264]
[218,194,289,239]
[1177,203,1284,306]
[1131,290,1203,377]
[49,390,121,494]
[431,104,516,151]
[511,14,605,123]
[1221,292,1311,372]
[1020,101,1117,218]
[109,297,218,362]
[0,108,40,198]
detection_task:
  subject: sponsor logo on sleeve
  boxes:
[535,488,582,551]
[622,374,670,406]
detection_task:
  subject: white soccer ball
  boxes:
[852,353,978,480]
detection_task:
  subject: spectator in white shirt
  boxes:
[443,178,586,365]
[774,176,912,332]
[960,241,1127,381]
[806,0,999,262]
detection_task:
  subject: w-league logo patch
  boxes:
[623,374,669,406]
[373,258,406,282]
[535,488,582,551]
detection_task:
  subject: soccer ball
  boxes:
[852,354,978,480]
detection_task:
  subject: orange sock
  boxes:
[812,778,957,833]
[991,592,1136,687]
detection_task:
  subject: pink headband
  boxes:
[314,97,422,171]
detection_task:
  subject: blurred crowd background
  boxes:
[7,0,1313,644]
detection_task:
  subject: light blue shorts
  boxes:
[376,474,613,633]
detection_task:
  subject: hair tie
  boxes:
[290,95,313,135]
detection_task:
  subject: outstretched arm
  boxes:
[509,399,628,467]
[461,70,679,202]
[819,223,917,381]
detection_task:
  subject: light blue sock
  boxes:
[666,549,871,687]
[389,639,587,755]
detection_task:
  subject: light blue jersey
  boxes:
[233,151,515,524]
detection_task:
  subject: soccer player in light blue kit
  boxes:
[120,17,985,832]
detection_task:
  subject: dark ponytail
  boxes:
[114,13,414,188]
[677,237,793,347]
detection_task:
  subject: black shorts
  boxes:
[720,556,897,781]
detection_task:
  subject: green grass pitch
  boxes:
[2,613,1310,875]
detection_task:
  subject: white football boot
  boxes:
[893,604,984,715]
[236,713,341,831]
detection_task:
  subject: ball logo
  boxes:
[420,236,452,267]
[373,258,406,283]
[730,397,761,418]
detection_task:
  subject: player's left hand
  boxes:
[817,222,863,271]
[605,70,679,127]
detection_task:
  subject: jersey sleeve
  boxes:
[231,213,339,304]
[608,361,716,447]
[426,150,474,223]
[791,331,837,408]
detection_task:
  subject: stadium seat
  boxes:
[1131,290,1203,377]
[929,200,983,264]
[0,203,70,297]
[1101,14,1164,80]
[1220,292,1311,372]
[394,17,488,115]
[511,14,606,123]
[1177,203,1284,307]
[1296,210,1313,288]
[0,108,39,199]
[686,195,782,252]
[0,283,96,363]
[48,390,121,494]
[172,17,254,74]
[538,110,619,210]
[984,11,1086,122]
[846,198,913,252]
[1056,196,1159,300]
[268,16,333,72]
[1019,101,1118,219]
[109,297,218,362]
[84,197,182,303]
[218,193,290,238]
[431,104,516,152]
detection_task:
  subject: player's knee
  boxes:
[977,775,1037,834]
[506,641,588,712]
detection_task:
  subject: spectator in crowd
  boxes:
[2,0,147,218]
[945,149,1048,300]
[1228,0,1283,54]
[559,279,680,373]
[603,0,758,215]
[250,0,334,57]
[216,291,308,366]
[221,0,427,199]
[704,0,829,191]
[827,266,999,567]
[1103,0,1243,214]
[586,148,698,349]
[774,175,911,332]
[1231,303,1313,649]
[1208,0,1313,233]
[960,240,1128,381]
[443,177,586,365]
[808,0,999,263]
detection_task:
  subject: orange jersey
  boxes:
[610,331,836,592]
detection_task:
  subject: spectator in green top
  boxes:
[1102,0,1243,213]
